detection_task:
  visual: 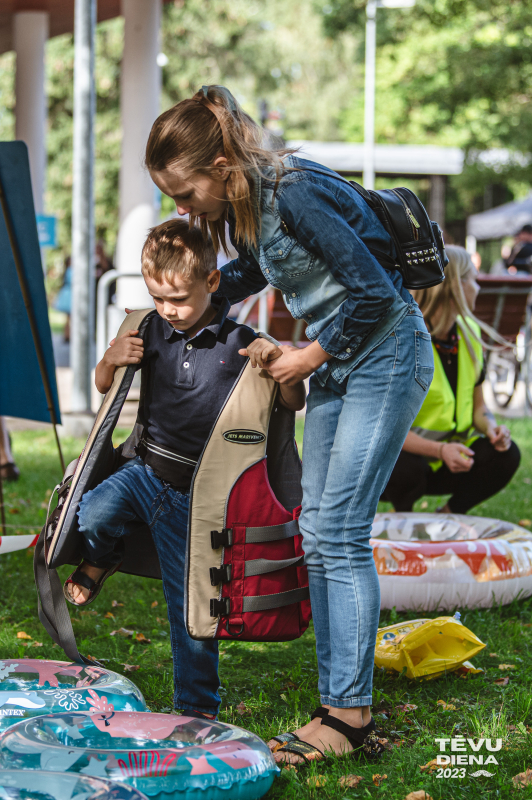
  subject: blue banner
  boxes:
[0,142,61,424]
[36,214,57,248]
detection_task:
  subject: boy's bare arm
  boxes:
[95,330,144,394]
[238,337,306,411]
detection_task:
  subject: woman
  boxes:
[144,85,433,763]
[382,245,520,513]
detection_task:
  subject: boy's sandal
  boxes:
[270,706,329,752]
[64,563,121,607]
[320,715,385,758]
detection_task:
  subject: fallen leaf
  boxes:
[394,739,406,747]
[156,617,168,625]
[420,501,428,509]
[104,612,115,620]
[494,676,510,686]
[16,631,32,640]
[396,703,418,712]
[499,664,516,670]
[436,700,457,711]
[338,775,363,788]
[110,628,135,638]
[29,642,43,647]
[372,774,387,787]
[111,600,124,608]
[283,764,297,772]
[80,610,98,617]
[519,519,532,528]
[419,759,439,773]
[405,793,434,800]
[236,701,251,716]
[513,768,532,786]
[134,633,151,644]
[151,601,158,608]
[489,653,498,657]
[306,776,327,788]
[523,478,531,485]
[9,508,19,514]
[121,664,140,672]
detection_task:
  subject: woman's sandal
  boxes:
[63,562,122,607]
[269,707,329,752]
[274,715,384,764]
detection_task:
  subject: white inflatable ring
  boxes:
[371,512,532,610]
[0,660,146,732]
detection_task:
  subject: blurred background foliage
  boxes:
[0,0,530,259]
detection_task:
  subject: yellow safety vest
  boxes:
[411,317,483,470]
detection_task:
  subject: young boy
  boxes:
[63,218,305,719]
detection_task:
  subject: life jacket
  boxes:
[35,310,311,664]
[411,316,483,470]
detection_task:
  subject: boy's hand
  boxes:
[103,329,144,367]
[239,338,283,369]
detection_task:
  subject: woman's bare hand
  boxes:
[441,442,474,473]
[488,425,512,452]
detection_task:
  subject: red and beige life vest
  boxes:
[36,310,311,662]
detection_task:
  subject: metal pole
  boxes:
[71,0,96,414]
[363,0,377,191]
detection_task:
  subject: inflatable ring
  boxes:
[0,660,146,732]
[371,512,532,610]
[0,769,149,800]
[0,711,278,800]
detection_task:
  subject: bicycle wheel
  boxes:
[487,351,519,408]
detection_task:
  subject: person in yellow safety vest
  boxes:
[382,245,520,514]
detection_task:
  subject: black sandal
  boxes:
[64,562,121,607]
[270,707,328,752]
[320,715,385,758]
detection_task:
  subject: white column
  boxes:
[429,174,446,230]
[363,0,377,191]
[14,11,49,214]
[116,0,162,311]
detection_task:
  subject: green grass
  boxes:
[2,420,532,798]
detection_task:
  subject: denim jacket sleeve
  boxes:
[216,245,268,305]
[277,178,398,358]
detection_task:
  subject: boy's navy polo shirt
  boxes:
[138,298,257,460]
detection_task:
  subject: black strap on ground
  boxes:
[244,518,300,544]
[241,586,309,613]
[33,528,101,666]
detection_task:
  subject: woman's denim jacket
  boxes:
[217,155,413,385]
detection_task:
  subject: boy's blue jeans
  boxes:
[77,457,220,716]
[299,306,433,708]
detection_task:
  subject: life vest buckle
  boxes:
[210,597,231,617]
[209,565,232,586]
[210,528,233,549]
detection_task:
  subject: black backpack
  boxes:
[281,164,447,291]
[349,182,447,290]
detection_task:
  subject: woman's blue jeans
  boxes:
[300,306,433,708]
[77,458,220,716]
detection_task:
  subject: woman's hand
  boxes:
[441,442,474,473]
[259,344,325,385]
[487,424,512,452]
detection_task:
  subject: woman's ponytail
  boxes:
[145,85,292,253]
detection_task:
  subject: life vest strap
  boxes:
[210,519,300,549]
[209,586,310,618]
[244,555,305,577]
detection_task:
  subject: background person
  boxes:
[382,245,520,514]
[505,224,532,274]
[144,84,433,764]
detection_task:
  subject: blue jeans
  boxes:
[300,306,433,708]
[77,458,220,716]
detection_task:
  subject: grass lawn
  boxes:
[1,418,532,798]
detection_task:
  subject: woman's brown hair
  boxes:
[145,85,293,254]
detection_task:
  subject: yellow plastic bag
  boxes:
[375,616,485,679]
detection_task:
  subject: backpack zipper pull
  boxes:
[406,207,420,239]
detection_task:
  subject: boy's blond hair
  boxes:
[141,218,217,283]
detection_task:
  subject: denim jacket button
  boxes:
[278,249,283,255]
[346,347,352,353]
[292,292,296,298]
